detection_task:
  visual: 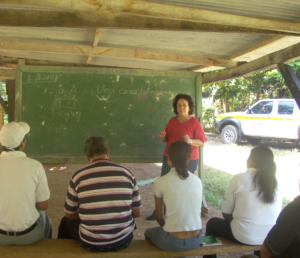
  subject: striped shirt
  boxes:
[64,159,141,246]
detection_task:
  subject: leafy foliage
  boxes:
[202,108,216,132]
[0,81,8,124]
[202,61,299,115]
[0,81,7,101]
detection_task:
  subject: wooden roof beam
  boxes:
[0,68,16,80]
[0,55,103,69]
[0,39,238,68]
[202,43,300,83]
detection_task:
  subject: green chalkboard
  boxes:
[16,66,200,162]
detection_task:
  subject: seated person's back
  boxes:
[204,146,282,258]
[145,141,203,251]
[58,136,141,251]
[261,195,300,258]
[0,122,52,245]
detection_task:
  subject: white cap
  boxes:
[0,122,30,149]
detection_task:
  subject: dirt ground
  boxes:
[45,162,255,258]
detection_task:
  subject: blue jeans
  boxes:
[161,156,199,176]
[145,226,202,251]
[0,210,52,245]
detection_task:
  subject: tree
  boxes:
[204,60,299,114]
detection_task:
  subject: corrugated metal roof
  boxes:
[152,0,300,21]
[0,0,299,76]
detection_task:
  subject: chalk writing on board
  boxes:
[96,85,115,95]
[56,110,82,123]
[96,95,109,102]
[23,73,58,84]
[119,89,138,95]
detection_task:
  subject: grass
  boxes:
[202,166,291,209]
[203,167,232,209]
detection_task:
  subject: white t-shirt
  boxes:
[0,151,50,231]
[222,168,282,245]
[153,168,202,232]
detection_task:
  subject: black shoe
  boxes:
[146,210,156,221]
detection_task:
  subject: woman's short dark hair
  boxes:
[250,145,277,203]
[84,136,109,158]
[172,94,195,115]
[168,141,192,179]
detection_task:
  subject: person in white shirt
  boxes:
[0,121,52,245]
[144,141,203,251]
[203,145,282,258]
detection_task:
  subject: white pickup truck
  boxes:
[215,99,300,145]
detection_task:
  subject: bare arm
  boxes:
[36,200,48,210]
[155,196,165,226]
[190,139,204,147]
[183,135,204,147]
[132,206,141,218]
[261,244,274,258]
[222,212,233,222]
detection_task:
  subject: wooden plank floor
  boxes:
[0,238,260,258]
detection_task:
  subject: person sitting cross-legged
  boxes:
[58,136,141,251]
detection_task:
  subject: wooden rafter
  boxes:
[202,43,300,84]
[87,29,103,64]
[0,39,238,68]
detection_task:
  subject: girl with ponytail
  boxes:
[249,146,277,203]
[144,141,203,251]
[203,146,282,258]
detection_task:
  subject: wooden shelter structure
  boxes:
[0,0,300,116]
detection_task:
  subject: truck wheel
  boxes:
[221,125,239,144]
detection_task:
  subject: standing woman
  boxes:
[144,141,203,251]
[203,146,282,258]
[146,93,207,220]
[159,93,207,176]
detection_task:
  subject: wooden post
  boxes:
[6,80,15,121]
[195,74,203,178]
[195,74,209,215]
[278,63,300,109]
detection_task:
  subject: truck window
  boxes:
[250,101,273,114]
[278,101,294,115]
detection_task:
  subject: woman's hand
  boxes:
[183,134,190,144]
[183,134,204,147]
[159,130,167,141]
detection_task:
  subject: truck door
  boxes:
[241,100,274,137]
[271,100,299,139]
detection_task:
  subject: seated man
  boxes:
[58,136,141,251]
[0,122,52,245]
[261,195,300,258]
